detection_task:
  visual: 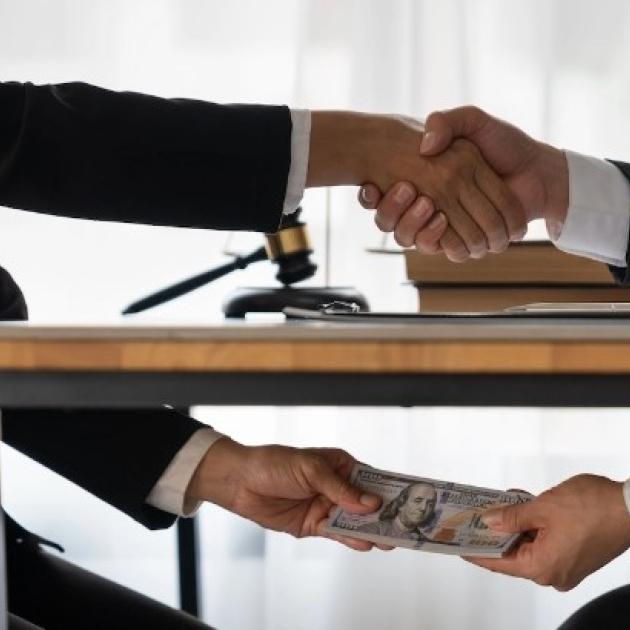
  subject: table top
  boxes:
[0,318,629,374]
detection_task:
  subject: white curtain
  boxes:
[1,1,630,628]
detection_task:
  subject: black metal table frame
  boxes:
[3,368,629,618]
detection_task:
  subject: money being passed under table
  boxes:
[326,464,532,558]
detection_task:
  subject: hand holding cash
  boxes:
[326,464,531,558]
[468,474,630,590]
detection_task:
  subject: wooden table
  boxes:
[1,318,630,408]
[2,316,630,624]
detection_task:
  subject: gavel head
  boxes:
[263,208,317,286]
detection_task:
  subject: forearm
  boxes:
[306,111,374,188]
[306,111,419,189]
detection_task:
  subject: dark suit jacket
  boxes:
[0,81,292,531]
[0,266,207,531]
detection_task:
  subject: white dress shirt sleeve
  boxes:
[145,427,225,517]
[552,151,630,268]
[282,109,312,215]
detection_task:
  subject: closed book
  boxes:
[415,286,630,312]
[404,241,613,285]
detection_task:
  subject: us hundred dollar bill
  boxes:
[326,464,532,557]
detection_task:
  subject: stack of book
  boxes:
[403,241,628,312]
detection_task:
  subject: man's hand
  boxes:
[421,106,569,231]
[361,106,571,256]
[466,475,630,591]
[307,111,526,262]
[359,184,446,255]
[185,438,384,551]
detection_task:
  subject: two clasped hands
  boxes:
[194,106,630,601]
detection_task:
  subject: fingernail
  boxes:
[547,220,563,240]
[427,213,446,230]
[420,131,437,153]
[470,244,488,259]
[481,510,502,528]
[413,197,432,221]
[360,186,374,205]
[360,493,379,508]
[394,183,414,205]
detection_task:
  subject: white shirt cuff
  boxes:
[553,151,630,268]
[145,427,225,517]
[623,478,630,517]
[283,109,311,215]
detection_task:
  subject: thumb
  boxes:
[309,459,380,514]
[420,106,490,156]
[481,501,538,533]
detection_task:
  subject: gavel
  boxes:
[122,209,318,315]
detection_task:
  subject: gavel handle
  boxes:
[121,246,268,315]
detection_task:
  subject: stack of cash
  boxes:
[326,464,531,558]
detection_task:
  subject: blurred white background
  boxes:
[1,1,630,628]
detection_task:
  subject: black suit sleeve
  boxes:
[2,407,206,530]
[0,82,291,530]
[0,81,291,232]
[0,239,208,532]
[607,160,630,285]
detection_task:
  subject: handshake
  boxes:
[307,107,569,261]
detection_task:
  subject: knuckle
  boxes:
[425,110,442,125]
[433,165,458,190]
[415,227,439,247]
[572,473,594,485]
[302,452,322,476]
[558,577,580,592]
[534,571,554,587]
[463,105,487,127]
[439,230,458,247]
[382,201,406,223]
